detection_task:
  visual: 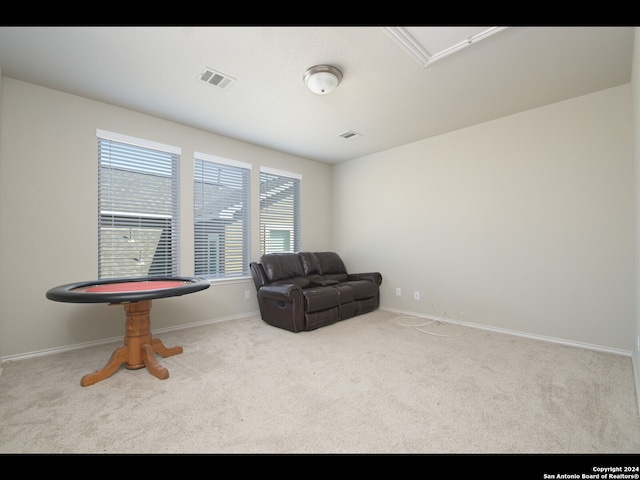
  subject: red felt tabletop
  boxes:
[85,281,185,293]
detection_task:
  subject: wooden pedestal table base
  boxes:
[80,300,182,387]
[46,276,210,387]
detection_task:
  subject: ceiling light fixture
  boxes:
[303,65,343,95]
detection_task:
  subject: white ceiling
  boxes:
[0,26,634,164]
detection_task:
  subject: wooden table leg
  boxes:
[80,299,183,387]
[80,346,128,387]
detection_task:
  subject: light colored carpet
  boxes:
[0,309,639,454]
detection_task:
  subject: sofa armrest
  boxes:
[258,284,303,302]
[256,283,306,332]
[348,272,382,285]
[249,261,268,290]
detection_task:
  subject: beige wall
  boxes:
[0,78,332,359]
[333,84,634,353]
[0,56,637,360]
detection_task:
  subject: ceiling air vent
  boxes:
[338,130,362,140]
[199,67,236,90]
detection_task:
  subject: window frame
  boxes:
[259,167,302,255]
[194,152,252,280]
[96,129,181,279]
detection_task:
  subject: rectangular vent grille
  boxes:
[338,130,363,140]
[199,67,235,90]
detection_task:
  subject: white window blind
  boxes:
[259,167,301,254]
[194,153,251,279]
[97,130,180,279]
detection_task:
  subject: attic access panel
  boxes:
[384,26,508,68]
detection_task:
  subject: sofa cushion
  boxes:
[299,251,349,283]
[315,252,347,275]
[310,278,339,286]
[323,273,348,283]
[299,251,321,276]
[261,253,306,283]
[343,280,378,300]
[271,277,311,289]
[303,287,340,313]
[333,284,355,303]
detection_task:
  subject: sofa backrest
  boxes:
[299,252,348,283]
[257,251,351,288]
[260,253,310,288]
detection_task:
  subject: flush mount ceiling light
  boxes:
[303,65,343,95]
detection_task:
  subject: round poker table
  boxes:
[46,276,210,386]
[46,276,210,304]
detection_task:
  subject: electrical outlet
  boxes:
[245,290,251,299]
[396,288,401,296]
[414,291,420,300]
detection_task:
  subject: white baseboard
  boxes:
[2,307,631,364]
[0,311,260,364]
[381,307,632,357]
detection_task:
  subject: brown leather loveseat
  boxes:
[249,251,382,332]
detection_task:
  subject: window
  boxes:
[259,167,301,254]
[194,153,251,279]
[97,130,180,279]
